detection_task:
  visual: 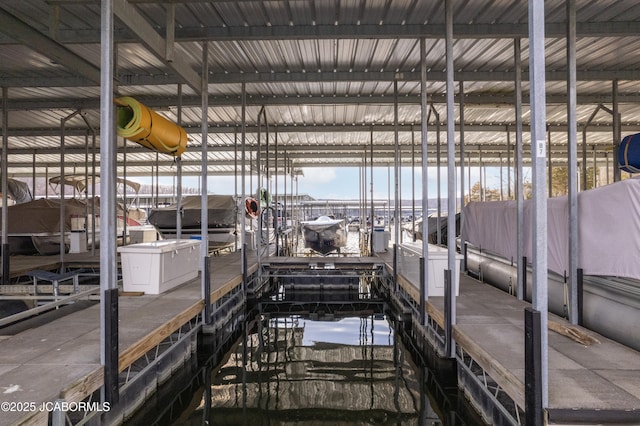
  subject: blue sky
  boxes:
[138,165,516,200]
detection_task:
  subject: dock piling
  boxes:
[525,307,543,426]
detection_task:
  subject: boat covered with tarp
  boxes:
[1,197,98,255]
[148,195,238,246]
[300,215,347,254]
[0,177,33,204]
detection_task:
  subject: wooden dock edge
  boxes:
[118,300,205,372]
[395,266,525,411]
[453,326,525,410]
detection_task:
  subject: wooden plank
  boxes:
[59,366,103,402]
[396,272,419,301]
[453,326,526,410]
[118,300,204,371]
[211,275,242,302]
[426,301,444,328]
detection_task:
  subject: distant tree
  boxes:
[467,181,502,203]
[551,167,568,196]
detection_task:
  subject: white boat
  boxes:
[300,216,347,254]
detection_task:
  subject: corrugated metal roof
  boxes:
[1,0,640,184]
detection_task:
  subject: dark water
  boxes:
[127,307,485,425]
[125,232,485,425]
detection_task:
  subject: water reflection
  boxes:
[123,273,484,426]
[177,315,430,425]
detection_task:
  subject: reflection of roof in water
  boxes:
[207,322,421,416]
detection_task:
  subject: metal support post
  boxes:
[419,256,426,326]
[1,243,8,284]
[463,241,468,273]
[393,243,398,294]
[567,0,579,325]
[577,268,584,326]
[100,0,119,404]
[525,307,543,426]
[515,38,525,301]
[444,269,453,358]
[203,255,212,325]
[445,0,457,359]
[528,0,549,406]
[522,256,528,301]
[613,79,621,182]
[242,243,248,294]
[2,87,9,284]
[104,287,119,404]
[420,37,430,303]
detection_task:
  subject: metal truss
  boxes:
[56,316,202,426]
[456,345,524,426]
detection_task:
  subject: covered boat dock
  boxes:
[3,0,640,424]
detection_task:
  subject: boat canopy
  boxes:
[0,177,33,204]
[48,174,141,195]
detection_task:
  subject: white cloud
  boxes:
[299,167,337,185]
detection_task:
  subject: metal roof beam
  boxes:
[0,7,101,84]
[27,21,640,45]
[4,68,640,88]
[112,0,202,94]
[4,139,626,157]
[7,92,640,111]
[7,121,640,138]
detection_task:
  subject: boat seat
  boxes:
[27,269,82,298]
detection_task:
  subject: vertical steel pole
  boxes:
[241,82,247,284]
[528,0,549,407]
[256,108,262,262]
[445,0,457,359]
[370,128,374,255]
[411,128,416,242]
[274,130,279,255]
[100,0,118,404]
[234,130,238,252]
[525,307,543,425]
[176,84,183,240]
[394,79,400,253]
[459,81,467,267]
[1,87,9,284]
[201,42,212,325]
[436,105,442,244]
[33,150,37,199]
[515,38,525,301]
[59,117,66,269]
[507,128,512,199]
[612,80,621,182]
[420,41,429,312]
[548,127,552,197]
[459,81,465,209]
[567,0,578,324]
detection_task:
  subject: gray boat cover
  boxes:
[148,195,237,229]
[1,177,33,204]
[462,177,640,280]
[1,198,98,234]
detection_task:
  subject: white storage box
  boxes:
[69,231,87,253]
[398,241,462,297]
[118,239,199,294]
[372,230,390,253]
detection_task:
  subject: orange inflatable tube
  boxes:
[116,96,188,157]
